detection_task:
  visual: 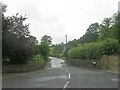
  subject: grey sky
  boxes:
[2,0,119,44]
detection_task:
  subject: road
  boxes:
[2,57,118,88]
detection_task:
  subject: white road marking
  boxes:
[63,70,71,90]
[68,73,71,79]
[63,81,69,89]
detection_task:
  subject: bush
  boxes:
[68,38,118,59]
[2,46,34,65]
[2,14,35,65]
[102,38,119,55]
[34,43,50,62]
[29,55,45,64]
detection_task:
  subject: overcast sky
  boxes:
[2,0,119,44]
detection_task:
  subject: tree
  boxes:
[34,43,49,62]
[34,35,52,61]
[41,35,52,46]
[2,13,34,64]
[0,2,7,13]
[109,13,119,40]
[39,43,49,61]
[86,23,100,34]
[98,17,113,40]
[29,35,39,46]
[97,13,119,41]
[79,23,100,43]
[49,47,57,57]
[51,42,65,57]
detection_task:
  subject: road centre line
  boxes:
[63,69,71,90]
[68,73,71,79]
[63,81,69,89]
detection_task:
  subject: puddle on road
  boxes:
[57,75,67,79]
[32,58,68,84]
[49,57,65,68]
[33,84,45,87]
[32,75,67,82]
[111,79,119,82]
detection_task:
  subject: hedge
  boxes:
[68,38,119,59]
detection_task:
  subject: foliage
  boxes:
[102,38,119,55]
[67,39,78,49]
[0,2,7,13]
[49,47,57,57]
[2,13,35,64]
[39,43,49,61]
[2,3,119,64]
[53,12,119,59]
[79,23,100,43]
[2,3,51,65]
[50,42,65,57]
[41,35,52,46]
[68,38,119,59]
[29,55,45,64]
[34,43,50,62]
[98,13,119,40]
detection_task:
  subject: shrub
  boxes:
[29,55,45,64]
[68,38,118,59]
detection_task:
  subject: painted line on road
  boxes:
[63,69,71,90]
[63,81,69,89]
[68,73,71,79]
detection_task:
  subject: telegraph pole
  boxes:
[65,34,67,60]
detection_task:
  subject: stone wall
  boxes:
[100,55,119,73]
[68,59,101,69]
[67,55,119,73]
[2,63,46,73]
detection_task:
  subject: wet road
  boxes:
[2,57,118,88]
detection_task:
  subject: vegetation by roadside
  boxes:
[49,10,119,73]
[68,38,119,59]
[50,12,119,59]
[67,55,119,74]
[1,3,51,71]
[1,2,119,73]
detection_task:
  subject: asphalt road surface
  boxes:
[2,57,118,88]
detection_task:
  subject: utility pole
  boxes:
[65,34,67,60]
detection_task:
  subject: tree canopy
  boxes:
[2,13,35,64]
[41,35,52,46]
[0,2,7,13]
[51,12,119,58]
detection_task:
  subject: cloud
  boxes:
[3,0,119,44]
